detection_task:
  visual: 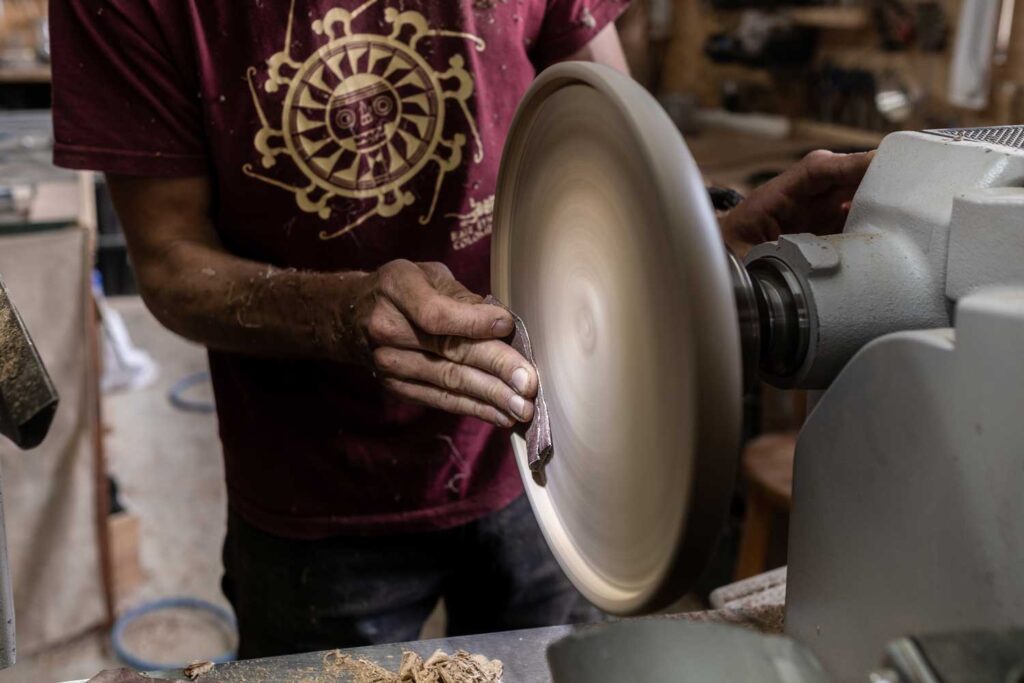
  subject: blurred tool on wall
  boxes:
[0,270,57,669]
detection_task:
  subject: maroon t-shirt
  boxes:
[52,0,626,538]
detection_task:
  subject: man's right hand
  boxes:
[352,259,538,428]
[106,176,536,429]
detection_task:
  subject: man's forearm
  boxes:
[108,174,372,364]
[139,238,370,363]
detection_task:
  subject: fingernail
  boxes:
[509,394,528,420]
[511,367,530,394]
[491,317,514,337]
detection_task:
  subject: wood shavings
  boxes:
[321,648,503,683]
[184,660,215,680]
[322,649,396,683]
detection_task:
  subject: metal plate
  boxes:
[492,63,742,615]
[548,620,831,683]
[926,125,1024,150]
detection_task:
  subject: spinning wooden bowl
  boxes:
[492,63,744,615]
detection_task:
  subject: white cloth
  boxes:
[949,0,1001,109]
[97,296,158,395]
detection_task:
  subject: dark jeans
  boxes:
[222,495,600,659]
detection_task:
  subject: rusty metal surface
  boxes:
[0,272,59,670]
[0,275,57,449]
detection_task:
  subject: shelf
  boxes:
[788,7,870,30]
[791,119,886,148]
[0,65,51,83]
[712,6,871,31]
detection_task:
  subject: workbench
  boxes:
[71,624,572,683]
[85,571,783,683]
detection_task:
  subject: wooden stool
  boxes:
[734,432,797,580]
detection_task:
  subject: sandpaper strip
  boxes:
[485,295,553,484]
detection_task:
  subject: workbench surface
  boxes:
[70,570,784,682]
[159,624,575,682]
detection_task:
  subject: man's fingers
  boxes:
[419,336,538,399]
[405,296,513,338]
[368,313,539,400]
[387,299,517,348]
[801,185,860,235]
[799,149,876,193]
[374,347,534,422]
[379,260,513,338]
[381,377,517,428]
[434,275,485,304]
[417,262,481,303]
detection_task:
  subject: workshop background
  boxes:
[0,0,1015,680]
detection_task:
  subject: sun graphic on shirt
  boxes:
[243,0,485,240]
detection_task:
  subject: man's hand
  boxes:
[108,175,536,429]
[719,150,875,259]
[352,260,538,428]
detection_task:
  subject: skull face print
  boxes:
[328,79,400,152]
[244,0,486,238]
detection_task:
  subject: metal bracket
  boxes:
[925,124,1024,150]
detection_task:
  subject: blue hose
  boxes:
[167,371,215,414]
[111,596,237,672]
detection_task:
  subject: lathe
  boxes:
[94,64,1024,682]
[492,63,1024,682]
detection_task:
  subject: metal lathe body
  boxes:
[495,64,1024,681]
[742,125,1024,682]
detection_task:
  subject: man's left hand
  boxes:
[719,150,875,259]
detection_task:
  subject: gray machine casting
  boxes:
[730,126,1024,682]
[733,128,1024,389]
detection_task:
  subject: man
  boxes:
[50,0,871,659]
